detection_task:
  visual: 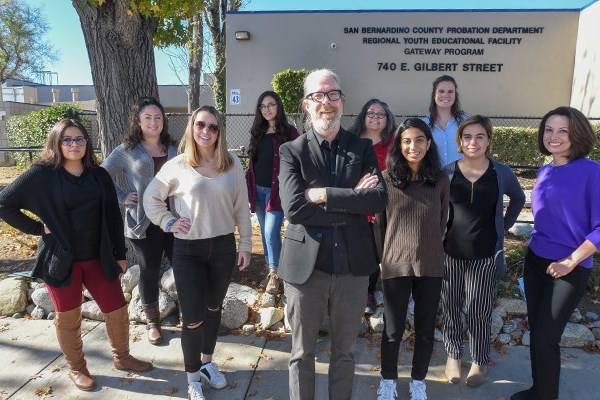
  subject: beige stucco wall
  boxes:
[571,2,600,116]
[227,11,580,116]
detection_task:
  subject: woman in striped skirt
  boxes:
[441,115,525,387]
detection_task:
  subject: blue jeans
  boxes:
[255,185,284,272]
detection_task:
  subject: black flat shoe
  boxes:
[510,387,536,400]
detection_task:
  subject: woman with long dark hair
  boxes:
[441,115,525,387]
[144,106,252,400]
[510,107,599,400]
[0,119,152,392]
[349,98,397,314]
[246,90,298,294]
[102,97,178,345]
[374,118,449,400]
[423,75,468,167]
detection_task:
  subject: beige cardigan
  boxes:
[143,153,252,252]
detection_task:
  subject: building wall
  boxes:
[571,1,600,116]
[226,10,580,116]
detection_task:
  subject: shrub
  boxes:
[490,123,600,166]
[272,68,310,115]
[6,104,85,167]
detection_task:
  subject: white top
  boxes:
[143,153,252,252]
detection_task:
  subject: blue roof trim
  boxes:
[580,0,600,9]
[229,9,582,14]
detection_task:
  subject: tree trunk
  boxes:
[72,0,159,156]
[187,12,203,113]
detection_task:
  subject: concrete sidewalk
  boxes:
[1,318,598,399]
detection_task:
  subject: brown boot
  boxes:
[466,362,487,387]
[265,272,280,294]
[54,307,96,391]
[143,303,163,345]
[445,357,461,384]
[104,305,153,372]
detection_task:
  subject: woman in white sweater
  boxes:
[144,105,252,400]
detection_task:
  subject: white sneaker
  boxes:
[188,381,205,400]
[377,379,398,400]
[409,379,427,400]
[199,362,227,389]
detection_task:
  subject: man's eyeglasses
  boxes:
[60,136,87,146]
[259,102,277,111]
[366,111,387,119]
[305,90,343,103]
[195,120,219,134]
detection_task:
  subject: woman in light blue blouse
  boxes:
[422,75,468,167]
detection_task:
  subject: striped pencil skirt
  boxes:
[440,254,496,365]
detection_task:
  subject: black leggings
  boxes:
[524,247,591,400]
[380,276,443,380]
[172,234,236,372]
[128,223,173,306]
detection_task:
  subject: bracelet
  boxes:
[165,218,176,232]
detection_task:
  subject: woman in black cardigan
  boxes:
[0,119,152,391]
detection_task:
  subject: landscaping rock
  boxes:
[47,312,55,320]
[221,296,248,329]
[259,293,276,308]
[357,317,369,337]
[30,306,45,320]
[592,328,600,340]
[81,300,104,321]
[522,331,530,346]
[559,323,595,348]
[0,277,28,316]
[497,298,527,315]
[226,283,259,306]
[434,328,443,342]
[26,304,35,316]
[258,307,284,329]
[83,288,92,300]
[12,313,24,319]
[569,308,582,323]
[497,333,511,344]
[242,324,256,333]
[374,291,384,306]
[270,321,284,331]
[490,311,504,341]
[591,320,600,329]
[585,311,598,321]
[160,268,178,302]
[120,264,140,294]
[369,307,385,333]
[30,286,54,314]
[128,287,176,323]
[162,314,178,327]
[502,319,518,333]
[508,223,533,238]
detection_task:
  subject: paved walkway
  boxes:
[1,318,599,399]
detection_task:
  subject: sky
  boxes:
[27,0,596,86]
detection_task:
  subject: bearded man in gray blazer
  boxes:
[278,69,387,400]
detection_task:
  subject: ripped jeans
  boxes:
[172,234,236,372]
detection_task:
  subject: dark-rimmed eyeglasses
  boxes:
[305,90,343,102]
[259,102,277,111]
[60,136,87,146]
[195,120,219,134]
[366,111,387,119]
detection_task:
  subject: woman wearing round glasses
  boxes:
[422,75,468,167]
[0,119,152,391]
[144,106,252,400]
[349,99,397,314]
[102,97,177,345]
[246,91,298,294]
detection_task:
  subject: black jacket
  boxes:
[277,128,388,284]
[0,164,126,287]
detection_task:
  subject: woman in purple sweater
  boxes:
[511,106,600,400]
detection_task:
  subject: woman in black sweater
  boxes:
[0,119,152,391]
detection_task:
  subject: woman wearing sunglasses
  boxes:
[102,97,178,345]
[144,106,252,400]
[349,98,397,314]
[0,119,152,392]
[246,91,298,294]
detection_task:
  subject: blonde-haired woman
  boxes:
[144,106,252,400]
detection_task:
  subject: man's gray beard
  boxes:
[312,115,341,133]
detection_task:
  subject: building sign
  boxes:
[343,25,546,73]
[230,89,241,105]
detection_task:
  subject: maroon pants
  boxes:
[46,259,126,313]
